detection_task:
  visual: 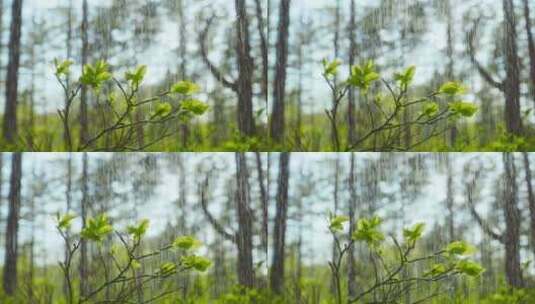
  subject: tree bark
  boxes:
[270,152,290,294]
[255,152,269,257]
[502,153,524,288]
[348,153,358,298]
[522,0,535,107]
[347,0,357,145]
[3,0,23,144]
[270,0,291,142]
[3,153,22,295]
[235,0,256,137]
[502,0,522,135]
[235,153,255,288]
[80,153,89,296]
[80,0,90,146]
[522,152,535,261]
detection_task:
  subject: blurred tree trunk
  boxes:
[502,0,522,135]
[177,0,189,148]
[235,153,255,288]
[270,0,291,143]
[255,152,269,258]
[270,152,290,294]
[446,156,455,241]
[3,153,22,295]
[522,0,535,107]
[445,0,457,146]
[347,153,357,298]
[331,156,340,295]
[80,0,90,146]
[254,0,268,101]
[235,0,255,137]
[2,0,23,145]
[502,153,523,288]
[80,153,89,296]
[522,152,535,260]
[347,0,357,145]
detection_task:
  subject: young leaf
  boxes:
[127,219,149,241]
[455,260,485,277]
[329,215,349,232]
[54,59,74,76]
[181,255,212,272]
[348,61,380,92]
[80,60,112,89]
[173,236,202,250]
[421,102,439,117]
[403,222,425,243]
[439,82,466,96]
[446,241,475,256]
[125,65,147,89]
[57,213,76,230]
[448,101,478,117]
[172,81,200,95]
[352,216,384,247]
[158,262,177,277]
[394,65,416,89]
[424,263,448,277]
[322,59,342,78]
[181,99,209,115]
[81,214,113,242]
[153,102,173,118]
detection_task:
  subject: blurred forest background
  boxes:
[0,0,534,151]
[0,152,532,303]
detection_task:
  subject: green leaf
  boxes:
[403,222,425,243]
[127,219,149,241]
[424,263,448,277]
[172,81,200,95]
[158,262,177,277]
[181,99,209,115]
[173,236,202,250]
[446,241,475,256]
[421,102,439,117]
[57,213,76,230]
[79,60,112,89]
[348,61,380,92]
[329,215,349,232]
[394,65,416,89]
[448,101,478,117]
[439,82,466,96]
[456,260,485,277]
[352,216,384,247]
[181,255,212,272]
[54,59,74,76]
[125,65,147,89]
[80,214,113,242]
[153,102,173,118]
[322,59,342,77]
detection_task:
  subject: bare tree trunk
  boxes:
[522,152,535,260]
[502,0,522,135]
[446,156,455,242]
[253,0,269,100]
[347,0,357,145]
[522,0,535,107]
[80,0,90,146]
[235,0,256,137]
[270,153,290,294]
[445,0,457,146]
[347,153,357,298]
[235,153,255,288]
[270,0,291,142]
[80,153,89,296]
[177,0,189,148]
[3,153,22,295]
[502,153,524,288]
[2,0,23,144]
[255,152,269,257]
[331,156,340,295]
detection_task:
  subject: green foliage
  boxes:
[449,101,478,117]
[79,60,112,89]
[347,60,380,92]
[172,80,200,95]
[439,81,467,96]
[126,218,149,241]
[158,262,178,278]
[328,215,349,232]
[352,216,384,247]
[56,213,76,230]
[153,102,173,118]
[446,240,475,256]
[181,255,212,272]
[394,65,416,90]
[173,236,202,250]
[181,99,210,115]
[421,101,439,117]
[125,65,147,89]
[322,59,342,78]
[80,214,113,242]
[403,222,425,244]
[54,59,74,77]
[455,259,485,277]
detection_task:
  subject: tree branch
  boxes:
[199,176,236,243]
